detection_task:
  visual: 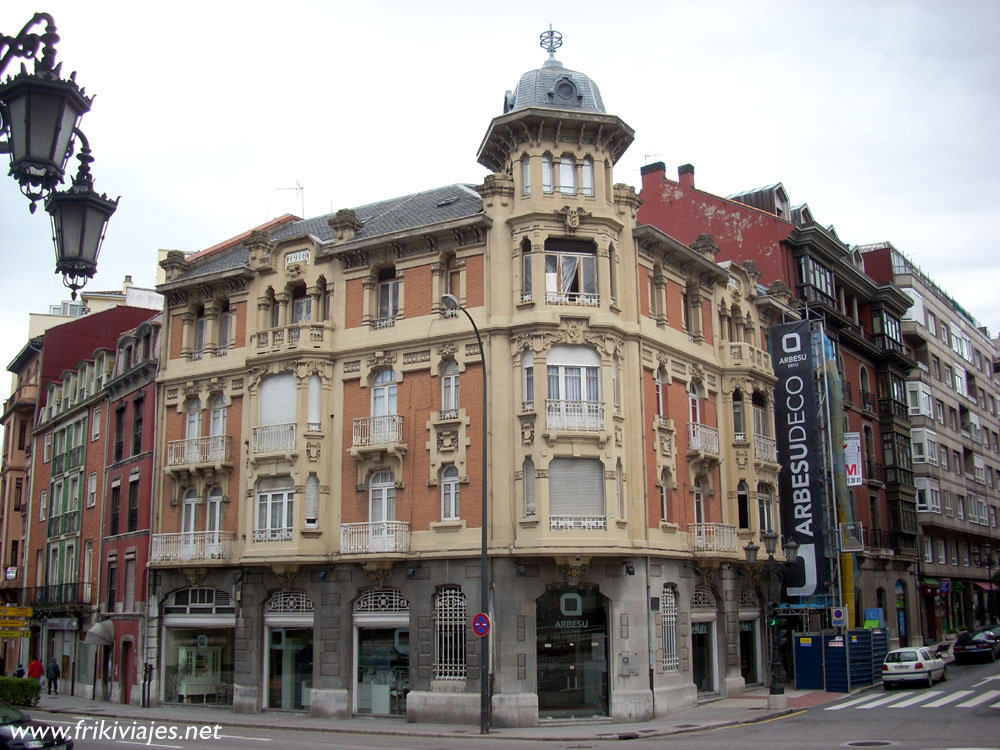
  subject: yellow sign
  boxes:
[800,637,813,645]
[0,607,32,618]
[0,629,29,638]
[0,619,27,629]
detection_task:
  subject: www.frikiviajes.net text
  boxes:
[12,719,222,744]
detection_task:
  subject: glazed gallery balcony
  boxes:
[167,435,232,466]
[150,531,234,563]
[340,521,410,553]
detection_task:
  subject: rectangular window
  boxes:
[127,479,140,532]
[92,406,101,440]
[433,587,467,680]
[39,489,47,521]
[935,399,944,424]
[219,310,234,353]
[661,587,679,673]
[927,311,936,335]
[124,559,136,612]
[255,482,294,542]
[109,484,121,536]
[132,399,144,456]
[545,247,597,306]
[931,356,941,380]
[106,563,117,611]
[936,539,946,564]
[521,156,531,196]
[376,276,400,326]
[797,256,835,305]
[87,472,97,508]
[522,252,532,302]
[548,457,606,530]
[559,156,576,195]
[542,155,553,193]
[43,433,51,463]
[13,479,22,512]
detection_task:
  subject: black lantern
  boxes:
[0,13,92,212]
[45,129,118,299]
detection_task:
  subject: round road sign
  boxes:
[472,612,491,638]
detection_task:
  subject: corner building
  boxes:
[151,45,786,725]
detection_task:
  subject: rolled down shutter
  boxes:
[260,373,296,425]
[549,458,605,516]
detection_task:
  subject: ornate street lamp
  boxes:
[973,542,997,625]
[441,293,490,734]
[1,13,115,296]
[745,532,799,709]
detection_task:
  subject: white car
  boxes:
[881,646,947,689]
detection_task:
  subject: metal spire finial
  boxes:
[539,25,562,59]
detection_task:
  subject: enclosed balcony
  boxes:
[167,435,232,467]
[150,531,234,563]
[545,399,604,432]
[340,521,410,553]
[252,423,296,454]
[689,523,738,552]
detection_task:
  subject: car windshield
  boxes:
[886,650,918,663]
[0,704,27,725]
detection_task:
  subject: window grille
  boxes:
[738,588,758,610]
[355,589,409,613]
[433,586,467,680]
[691,586,716,609]
[266,590,314,614]
[660,586,679,673]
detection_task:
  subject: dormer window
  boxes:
[549,76,582,106]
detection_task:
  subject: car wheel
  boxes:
[925,672,933,688]
[940,665,947,682]
[990,650,997,664]
[884,682,893,691]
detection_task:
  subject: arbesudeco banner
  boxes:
[770,320,826,597]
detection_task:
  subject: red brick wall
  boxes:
[405,265,432,319]
[345,279,363,329]
[234,300,247,347]
[465,255,484,308]
[666,280,684,331]
[169,314,184,359]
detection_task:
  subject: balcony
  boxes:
[688,423,719,455]
[21,582,91,607]
[340,521,410,553]
[255,323,327,351]
[879,398,908,420]
[545,399,604,432]
[753,434,777,463]
[253,527,294,543]
[66,445,84,471]
[842,381,853,406]
[252,423,296,454]
[352,415,404,448]
[51,453,64,475]
[864,460,884,484]
[150,531,234,562]
[549,515,607,531]
[545,291,599,307]
[722,342,773,374]
[167,435,232,466]
[859,390,878,414]
[46,511,79,539]
[689,523,739,552]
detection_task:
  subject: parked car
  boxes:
[952,629,1000,664]
[882,646,947,689]
[0,702,73,749]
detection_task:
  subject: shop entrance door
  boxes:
[739,620,759,684]
[692,620,716,693]
[266,627,313,710]
[536,586,609,719]
[355,627,409,715]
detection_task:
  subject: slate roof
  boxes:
[170,184,484,284]
[505,57,605,115]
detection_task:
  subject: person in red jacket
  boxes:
[26,658,43,681]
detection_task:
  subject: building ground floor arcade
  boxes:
[144,556,772,727]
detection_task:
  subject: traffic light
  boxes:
[767,601,780,627]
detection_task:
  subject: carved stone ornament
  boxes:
[659,434,673,456]
[306,442,321,462]
[557,563,589,586]
[274,570,299,591]
[735,449,749,469]
[521,421,535,445]
[555,206,591,232]
[184,570,207,587]
[363,564,392,588]
[437,430,459,452]
[438,342,458,359]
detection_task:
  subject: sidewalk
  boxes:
[28,686,849,741]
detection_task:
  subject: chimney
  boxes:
[678,164,695,189]
[639,161,666,193]
[123,275,133,291]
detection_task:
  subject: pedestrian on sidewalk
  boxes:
[46,658,60,695]
[27,658,43,684]
[13,664,24,678]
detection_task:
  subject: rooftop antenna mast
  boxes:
[276,181,305,218]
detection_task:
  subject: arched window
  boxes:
[182,488,198,540]
[693,478,705,525]
[206,485,223,544]
[434,586,467,680]
[441,361,459,418]
[559,155,576,195]
[521,239,533,302]
[656,367,667,421]
[661,585,679,673]
[860,366,871,396]
[733,390,745,439]
[441,465,460,520]
[689,381,702,425]
[210,395,227,437]
[582,157,594,197]
[185,398,202,441]
[659,469,670,521]
[372,370,397,416]
[307,374,322,431]
[541,155,553,193]
[523,457,536,517]
[521,154,531,196]
[547,345,602,430]
[737,480,750,529]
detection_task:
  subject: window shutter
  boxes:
[260,373,296,425]
[549,458,605,516]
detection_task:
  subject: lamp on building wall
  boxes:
[441,292,490,734]
[1,13,116,297]
[745,531,799,709]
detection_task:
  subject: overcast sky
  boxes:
[2,0,999,397]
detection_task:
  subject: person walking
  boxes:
[27,658,43,682]
[13,664,24,678]
[45,658,60,695]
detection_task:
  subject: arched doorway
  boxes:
[353,589,409,716]
[536,585,609,719]
[263,591,314,711]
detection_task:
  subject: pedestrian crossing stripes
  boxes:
[825,688,1000,711]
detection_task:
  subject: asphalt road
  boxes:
[56,657,1000,750]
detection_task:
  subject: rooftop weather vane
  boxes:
[540,25,562,58]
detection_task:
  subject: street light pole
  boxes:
[441,293,490,734]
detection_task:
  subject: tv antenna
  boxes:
[276,181,305,218]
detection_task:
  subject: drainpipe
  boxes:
[645,555,655,716]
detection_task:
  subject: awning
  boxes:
[973,582,998,592]
[921,578,940,587]
[83,619,114,646]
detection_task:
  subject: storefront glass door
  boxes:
[692,621,715,693]
[739,620,759,684]
[356,627,409,716]
[536,586,609,719]
[267,627,313,710]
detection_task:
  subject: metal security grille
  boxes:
[739,588,759,610]
[691,586,716,609]
[355,589,409,613]
[266,590,314,614]
[660,585,679,673]
[433,586,467,680]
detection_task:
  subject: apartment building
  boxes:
[639,164,920,645]
[861,243,1000,637]
[148,44,789,725]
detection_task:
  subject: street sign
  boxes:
[472,612,491,638]
[0,607,32,618]
[939,579,951,594]
[0,619,27,629]
[0,629,29,638]
[830,607,847,627]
